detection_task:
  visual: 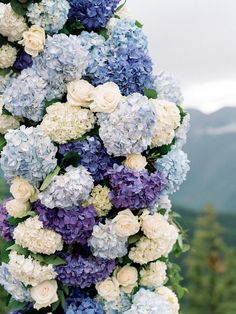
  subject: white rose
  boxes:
[10,177,36,202]
[96,277,120,302]
[31,280,58,310]
[90,82,122,113]
[67,80,94,107]
[116,266,138,289]
[112,209,140,237]
[6,199,31,218]
[141,210,169,240]
[19,25,45,57]
[140,261,167,287]
[124,154,147,171]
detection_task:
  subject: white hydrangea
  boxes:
[151,99,181,147]
[140,261,167,287]
[0,44,17,69]
[39,166,94,209]
[8,251,57,287]
[40,102,96,144]
[0,96,20,134]
[0,4,27,42]
[156,287,180,314]
[13,216,63,255]
[84,185,112,217]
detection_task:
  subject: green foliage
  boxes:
[61,151,80,169]
[144,87,158,99]
[10,0,26,16]
[39,166,61,191]
[135,20,143,28]
[0,134,6,153]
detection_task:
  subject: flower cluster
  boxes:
[34,200,97,245]
[0,126,57,185]
[0,2,189,313]
[39,166,94,208]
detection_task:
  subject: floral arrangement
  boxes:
[0,1,190,313]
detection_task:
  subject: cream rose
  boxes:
[112,209,140,237]
[124,154,147,171]
[31,280,58,310]
[6,199,31,218]
[19,25,45,57]
[96,277,120,302]
[116,265,138,290]
[67,80,94,107]
[10,177,37,202]
[140,261,167,287]
[90,82,122,113]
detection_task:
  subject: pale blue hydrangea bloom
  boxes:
[98,93,156,156]
[0,72,14,95]
[103,292,131,314]
[124,289,172,314]
[156,71,184,105]
[0,126,57,185]
[39,166,94,209]
[3,68,47,122]
[89,220,127,259]
[107,19,148,51]
[0,263,32,302]
[155,149,190,194]
[174,113,190,149]
[27,0,70,33]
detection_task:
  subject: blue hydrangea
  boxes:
[59,136,115,182]
[27,0,70,33]
[155,71,184,105]
[89,220,127,259]
[0,263,32,302]
[91,46,155,95]
[124,289,172,314]
[107,19,148,51]
[155,149,190,194]
[68,0,120,30]
[0,126,57,185]
[13,50,33,71]
[98,93,156,156]
[103,292,131,314]
[39,166,94,209]
[3,68,47,122]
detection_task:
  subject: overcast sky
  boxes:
[128,0,236,113]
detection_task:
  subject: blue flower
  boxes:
[155,149,190,194]
[98,93,156,156]
[13,50,33,71]
[0,126,57,185]
[27,0,70,33]
[68,0,120,30]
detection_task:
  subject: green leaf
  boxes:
[58,290,66,309]
[2,107,12,116]
[8,298,25,311]
[98,28,109,40]
[0,241,14,263]
[43,256,67,266]
[51,300,60,311]
[177,105,187,123]
[61,151,80,168]
[144,88,158,99]
[17,210,36,219]
[10,0,26,16]
[0,134,6,152]
[30,253,45,264]
[8,216,25,227]
[61,285,69,296]
[135,20,143,28]
[40,166,61,191]
[70,20,85,31]
[128,234,142,244]
[116,0,127,12]
[45,98,61,109]
[7,244,29,256]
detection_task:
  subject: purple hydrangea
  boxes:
[56,254,115,288]
[68,0,120,30]
[59,136,115,182]
[0,201,13,241]
[66,289,104,314]
[33,200,97,245]
[13,51,33,71]
[106,165,167,210]
[91,46,155,96]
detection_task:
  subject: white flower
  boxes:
[84,185,112,217]
[0,4,27,42]
[19,25,45,57]
[40,102,95,144]
[0,96,20,133]
[8,251,57,287]
[31,280,58,310]
[155,287,180,314]
[10,177,37,202]
[140,261,167,287]
[151,99,181,147]
[124,154,147,171]
[90,82,122,113]
[67,80,94,107]
[6,199,31,218]
[0,44,17,69]
[13,216,63,255]
[96,277,120,302]
[112,209,140,237]
[116,265,138,293]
